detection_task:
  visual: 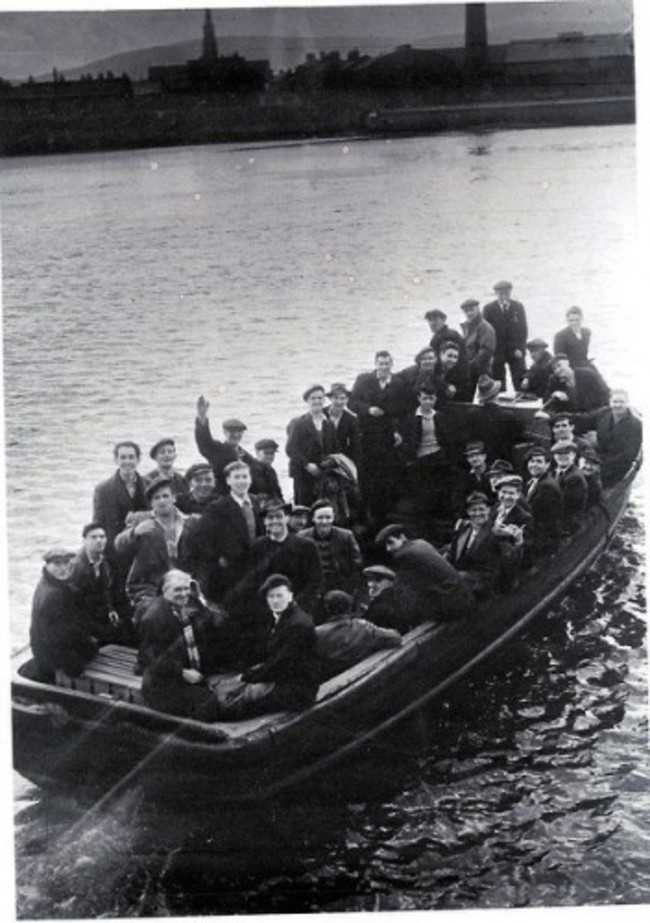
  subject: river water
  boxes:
[2,125,647,918]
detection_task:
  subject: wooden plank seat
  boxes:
[56,644,144,705]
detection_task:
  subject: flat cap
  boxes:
[222,418,247,431]
[261,497,292,516]
[362,564,396,581]
[424,308,447,320]
[145,476,174,499]
[496,474,523,490]
[326,382,351,397]
[374,523,407,545]
[290,504,311,515]
[466,491,491,508]
[551,440,578,454]
[460,298,480,310]
[259,573,293,595]
[493,280,513,291]
[149,437,175,460]
[254,438,279,452]
[302,384,325,402]
[185,462,214,481]
[488,459,514,475]
[580,447,601,464]
[43,548,76,563]
[525,445,552,461]
[465,440,486,455]
[526,338,548,350]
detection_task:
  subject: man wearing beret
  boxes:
[446,492,501,598]
[250,438,284,504]
[524,446,563,557]
[460,298,496,394]
[176,462,219,514]
[115,477,196,622]
[520,339,554,399]
[482,281,528,391]
[194,394,257,495]
[551,441,588,535]
[285,384,339,507]
[29,549,99,683]
[425,308,466,357]
[144,438,188,501]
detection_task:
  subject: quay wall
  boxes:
[0,84,635,156]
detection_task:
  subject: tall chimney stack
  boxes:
[465,3,488,74]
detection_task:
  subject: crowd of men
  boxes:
[29,284,642,723]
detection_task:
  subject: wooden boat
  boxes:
[12,442,641,804]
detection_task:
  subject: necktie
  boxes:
[526,479,537,500]
[241,498,256,541]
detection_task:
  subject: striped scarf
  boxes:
[173,605,201,672]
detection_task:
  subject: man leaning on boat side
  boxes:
[70,522,121,645]
[376,524,473,627]
[316,590,402,682]
[569,389,642,488]
[194,395,256,494]
[29,549,100,684]
[482,280,528,391]
[212,574,320,719]
[115,477,195,625]
[445,492,501,599]
[359,564,402,632]
[138,569,227,721]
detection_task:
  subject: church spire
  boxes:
[202,9,218,61]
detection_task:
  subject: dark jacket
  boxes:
[248,459,284,502]
[482,298,528,356]
[545,368,609,413]
[70,552,118,644]
[397,407,456,463]
[139,595,227,719]
[316,616,401,681]
[392,538,473,622]
[298,525,363,592]
[520,349,554,398]
[572,407,642,486]
[349,372,410,445]
[447,521,501,597]
[430,325,466,358]
[553,326,591,369]
[363,585,404,633]
[239,533,323,614]
[556,465,588,534]
[433,361,474,404]
[465,403,526,464]
[115,510,195,605]
[194,418,256,494]
[186,493,264,601]
[524,471,563,556]
[461,316,496,379]
[243,603,320,707]
[144,469,188,500]
[30,569,99,682]
[285,413,339,478]
[326,407,362,468]
[92,470,149,549]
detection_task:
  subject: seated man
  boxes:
[194,394,256,494]
[288,504,311,534]
[551,441,588,535]
[462,440,492,497]
[70,522,121,645]
[175,462,219,515]
[490,474,533,586]
[433,340,473,404]
[544,354,609,413]
[579,447,604,508]
[531,411,592,455]
[520,338,553,398]
[359,564,401,632]
[214,574,320,718]
[572,389,642,487]
[375,524,473,625]
[144,438,188,501]
[115,477,195,623]
[523,446,563,558]
[29,548,99,683]
[446,492,501,598]
[250,438,284,502]
[138,569,227,720]
[316,590,402,681]
[299,499,363,596]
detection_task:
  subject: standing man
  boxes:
[115,477,194,622]
[553,306,592,370]
[299,499,363,596]
[71,523,120,645]
[188,460,264,603]
[30,549,99,683]
[572,389,642,487]
[349,350,408,526]
[144,438,188,500]
[460,299,496,394]
[194,394,256,494]
[325,382,362,469]
[425,308,465,358]
[551,441,588,535]
[523,446,563,557]
[250,438,284,503]
[285,384,339,507]
[482,280,528,391]
[176,462,219,514]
